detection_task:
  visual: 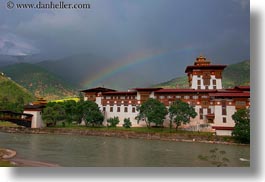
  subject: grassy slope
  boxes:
[153,60,250,89]
[0,73,35,103]
[0,63,77,100]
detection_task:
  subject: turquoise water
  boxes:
[0,132,250,167]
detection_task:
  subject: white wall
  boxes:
[191,75,222,89]
[23,110,44,128]
[215,130,232,136]
[103,104,142,127]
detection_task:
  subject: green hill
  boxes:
[222,60,250,88]
[0,72,35,111]
[0,63,77,100]
[153,60,250,88]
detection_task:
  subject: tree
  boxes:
[168,100,197,130]
[232,108,250,144]
[42,103,65,126]
[123,118,132,128]
[136,98,168,128]
[63,100,77,125]
[107,117,120,127]
[82,101,104,127]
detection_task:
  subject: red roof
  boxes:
[212,126,234,130]
[235,86,250,91]
[185,65,227,73]
[81,87,116,93]
[132,88,162,91]
[209,92,250,97]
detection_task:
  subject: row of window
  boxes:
[156,95,208,100]
[197,79,217,85]
[103,107,136,113]
[103,96,136,100]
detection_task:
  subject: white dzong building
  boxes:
[81,56,250,136]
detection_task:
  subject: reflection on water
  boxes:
[0,132,250,167]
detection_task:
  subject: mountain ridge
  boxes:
[0,63,77,100]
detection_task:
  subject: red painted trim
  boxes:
[212,126,234,130]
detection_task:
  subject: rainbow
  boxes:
[81,45,195,88]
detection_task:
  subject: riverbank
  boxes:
[0,148,16,167]
[0,147,59,167]
[0,126,247,146]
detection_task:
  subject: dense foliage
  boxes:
[42,103,66,126]
[107,117,120,127]
[123,118,132,128]
[232,108,250,144]
[136,98,168,128]
[83,101,104,127]
[168,100,197,130]
[42,99,104,127]
[0,74,35,112]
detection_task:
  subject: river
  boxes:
[0,132,250,167]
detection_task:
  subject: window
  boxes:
[103,107,106,112]
[213,80,216,85]
[205,86,209,90]
[197,80,201,85]
[110,107,113,112]
[124,107,128,112]
[213,86,216,89]
[184,96,190,99]
[200,115,203,120]
[159,95,165,99]
[199,108,203,114]
[207,108,211,114]
[176,95,181,99]
[222,107,227,115]
[117,107,120,112]
[132,107,136,113]
[223,117,227,123]
[193,95,198,99]
[198,86,201,89]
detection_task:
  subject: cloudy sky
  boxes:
[0,0,250,89]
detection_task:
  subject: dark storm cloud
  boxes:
[0,0,250,89]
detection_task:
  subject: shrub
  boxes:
[123,118,132,128]
[107,117,120,127]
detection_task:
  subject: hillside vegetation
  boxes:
[153,60,250,89]
[0,73,35,111]
[0,63,77,100]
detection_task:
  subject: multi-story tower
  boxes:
[185,56,227,90]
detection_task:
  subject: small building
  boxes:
[23,98,47,128]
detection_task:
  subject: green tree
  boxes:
[107,117,120,127]
[83,101,104,127]
[168,100,197,130]
[232,108,250,144]
[123,118,132,128]
[63,100,77,125]
[42,103,66,126]
[136,98,168,128]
